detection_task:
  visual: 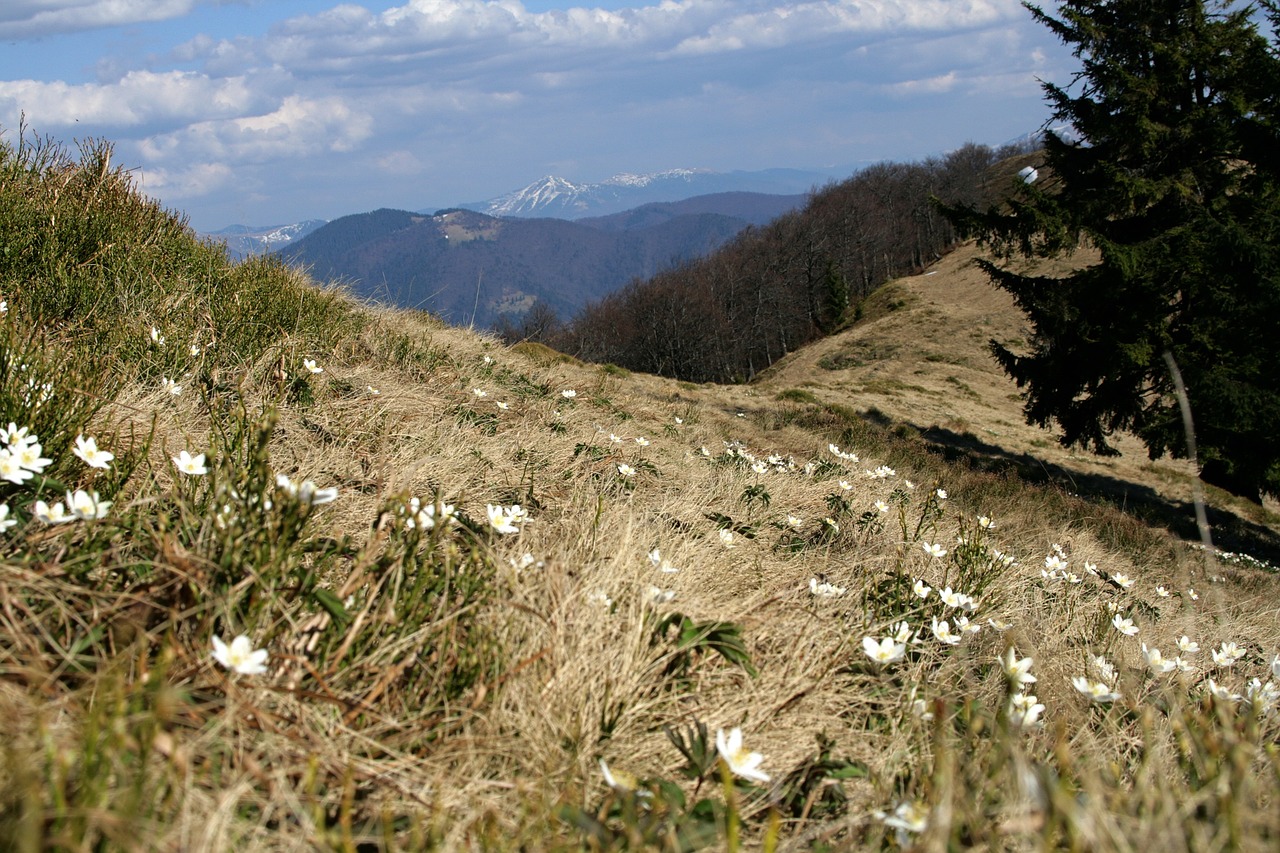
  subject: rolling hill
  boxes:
[7,135,1280,851]
[275,192,803,327]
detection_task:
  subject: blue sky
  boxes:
[0,1,1070,231]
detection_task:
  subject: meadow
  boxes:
[2,135,1279,851]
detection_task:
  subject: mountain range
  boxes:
[200,167,837,260]
[203,219,327,260]
[274,191,805,328]
[456,167,837,219]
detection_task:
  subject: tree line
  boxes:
[506,141,1033,383]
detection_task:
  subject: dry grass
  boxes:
[2,143,1280,849]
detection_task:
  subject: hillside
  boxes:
[754,244,1280,559]
[275,196,797,327]
[4,138,1280,851]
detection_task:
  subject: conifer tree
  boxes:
[944,0,1280,500]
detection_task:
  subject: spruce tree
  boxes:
[944,0,1280,501]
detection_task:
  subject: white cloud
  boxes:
[0,70,266,131]
[883,70,957,96]
[136,160,234,200]
[0,0,205,39]
[138,94,374,164]
[0,0,1069,227]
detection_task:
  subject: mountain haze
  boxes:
[204,219,327,260]
[278,192,803,327]
[458,167,834,218]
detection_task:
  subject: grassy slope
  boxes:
[2,142,1280,850]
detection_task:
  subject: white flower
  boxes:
[955,615,981,635]
[1111,572,1135,589]
[892,621,915,644]
[715,727,770,783]
[172,450,208,476]
[874,500,889,513]
[1142,644,1176,674]
[935,488,948,500]
[2,422,32,449]
[150,327,165,346]
[303,358,323,374]
[634,437,650,447]
[1272,654,1280,681]
[1206,679,1241,703]
[938,586,964,608]
[33,499,72,524]
[1092,655,1117,683]
[617,463,636,478]
[561,389,577,399]
[862,636,906,665]
[472,388,487,398]
[1212,641,1246,667]
[1072,676,1121,703]
[913,579,931,599]
[880,801,928,836]
[643,585,676,606]
[1156,585,1171,597]
[0,503,14,532]
[931,617,961,646]
[487,504,520,534]
[1002,647,1037,687]
[162,377,181,396]
[1111,613,1139,637]
[0,450,34,485]
[1008,692,1046,728]
[977,515,995,529]
[1173,656,1196,673]
[212,634,269,675]
[988,617,1014,631]
[13,441,51,474]
[718,528,736,548]
[785,514,804,530]
[73,434,114,469]
[1044,554,1067,573]
[367,386,380,395]
[809,577,846,597]
[1177,635,1200,655]
[599,759,648,796]
[1187,588,1199,601]
[67,489,111,520]
[922,542,947,559]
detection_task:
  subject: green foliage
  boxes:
[941,0,1280,500]
[649,612,759,680]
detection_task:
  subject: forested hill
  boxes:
[545,142,1038,383]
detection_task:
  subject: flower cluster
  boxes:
[486,503,529,535]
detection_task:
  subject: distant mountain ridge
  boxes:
[275,191,804,328]
[204,220,327,259]
[456,167,835,219]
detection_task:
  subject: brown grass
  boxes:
[4,240,1280,850]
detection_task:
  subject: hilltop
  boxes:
[3,137,1280,850]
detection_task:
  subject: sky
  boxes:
[0,1,1072,231]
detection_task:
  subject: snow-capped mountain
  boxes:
[202,219,328,260]
[459,167,836,219]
